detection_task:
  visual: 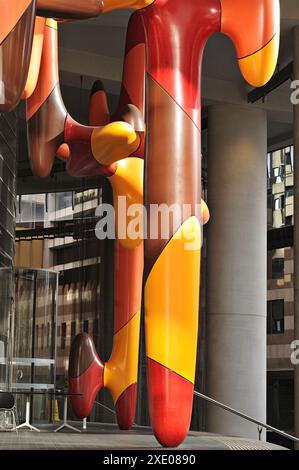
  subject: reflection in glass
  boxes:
[267,147,294,229]
[0,268,58,424]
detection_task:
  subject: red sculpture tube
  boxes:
[138,0,220,448]
[138,0,279,447]
[68,14,146,430]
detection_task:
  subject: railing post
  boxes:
[194,390,299,446]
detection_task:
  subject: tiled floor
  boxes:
[0,423,286,450]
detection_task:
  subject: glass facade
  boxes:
[0,268,58,424]
[0,110,18,267]
[16,189,101,225]
[267,146,295,443]
[267,299,285,335]
[267,147,294,229]
[15,183,115,424]
[0,269,14,389]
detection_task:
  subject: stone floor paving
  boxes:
[0,423,286,450]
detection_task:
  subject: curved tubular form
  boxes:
[36,0,155,18]
[21,0,279,448]
[26,19,144,178]
[138,0,221,448]
[0,0,36,113]
[37,0,104,20]
[68,13,146,430]
[89,81,110,127]
[102,0,155,13]
[220,0,280,87]
[137,0,279,448]
[105,158,144,429]
[26,19,67,177]
[22,17,46,100]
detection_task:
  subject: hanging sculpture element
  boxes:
[0,0,280,447]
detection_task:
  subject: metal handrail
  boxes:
[194,390,299,444]
[94,393,299,444]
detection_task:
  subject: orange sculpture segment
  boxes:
[0,0,36,112]
[220,0,280,86]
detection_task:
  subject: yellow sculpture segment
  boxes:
[22,17,46,100]
[91,122,142,166]
[145,217,201,384]
[220,0,280,86]
[238,35,280,88]
[0,0,33,44]
[109,158,144,250]
[104,311,141,403]
[102,0,155,12]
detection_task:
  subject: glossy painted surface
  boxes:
[22,17,45,100]
[36,0,155,18]
[56,143,70,162]
[104,159,143,428]
[26,19,142,178]
[37,0,103,19]
[109,158,144,249]
[103,0,155,13]
[145,217,201,383]
[0,0,32,43]
[147,358,194,448]
[238,34,280,87]
[2,0,280,448]
[139,0,279,447]
[0,0,36,112]
[68,166,143,428]
[68,26,145,427]
[89,81,110,127]
[139,0,220,446]
[115,383,137,430]
[64,115,117,177]
[91,121,141,166]
[104,17,146,428]
[69,333,104,418]
[220,0,280,86]
[141,0,221,126]
[26,19,66,177]
[104,311,141,403]
[27,19,58,119]
[220,0,280,58]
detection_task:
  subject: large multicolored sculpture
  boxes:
[0,0,280,447]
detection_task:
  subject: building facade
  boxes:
[267,146,295,440]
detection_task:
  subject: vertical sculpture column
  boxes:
[206,104,267,438]
[293,26,299,448]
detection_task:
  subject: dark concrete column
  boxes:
[206,104,267,439]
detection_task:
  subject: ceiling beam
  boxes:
[59,47,123,82]
[281,0,299,21]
